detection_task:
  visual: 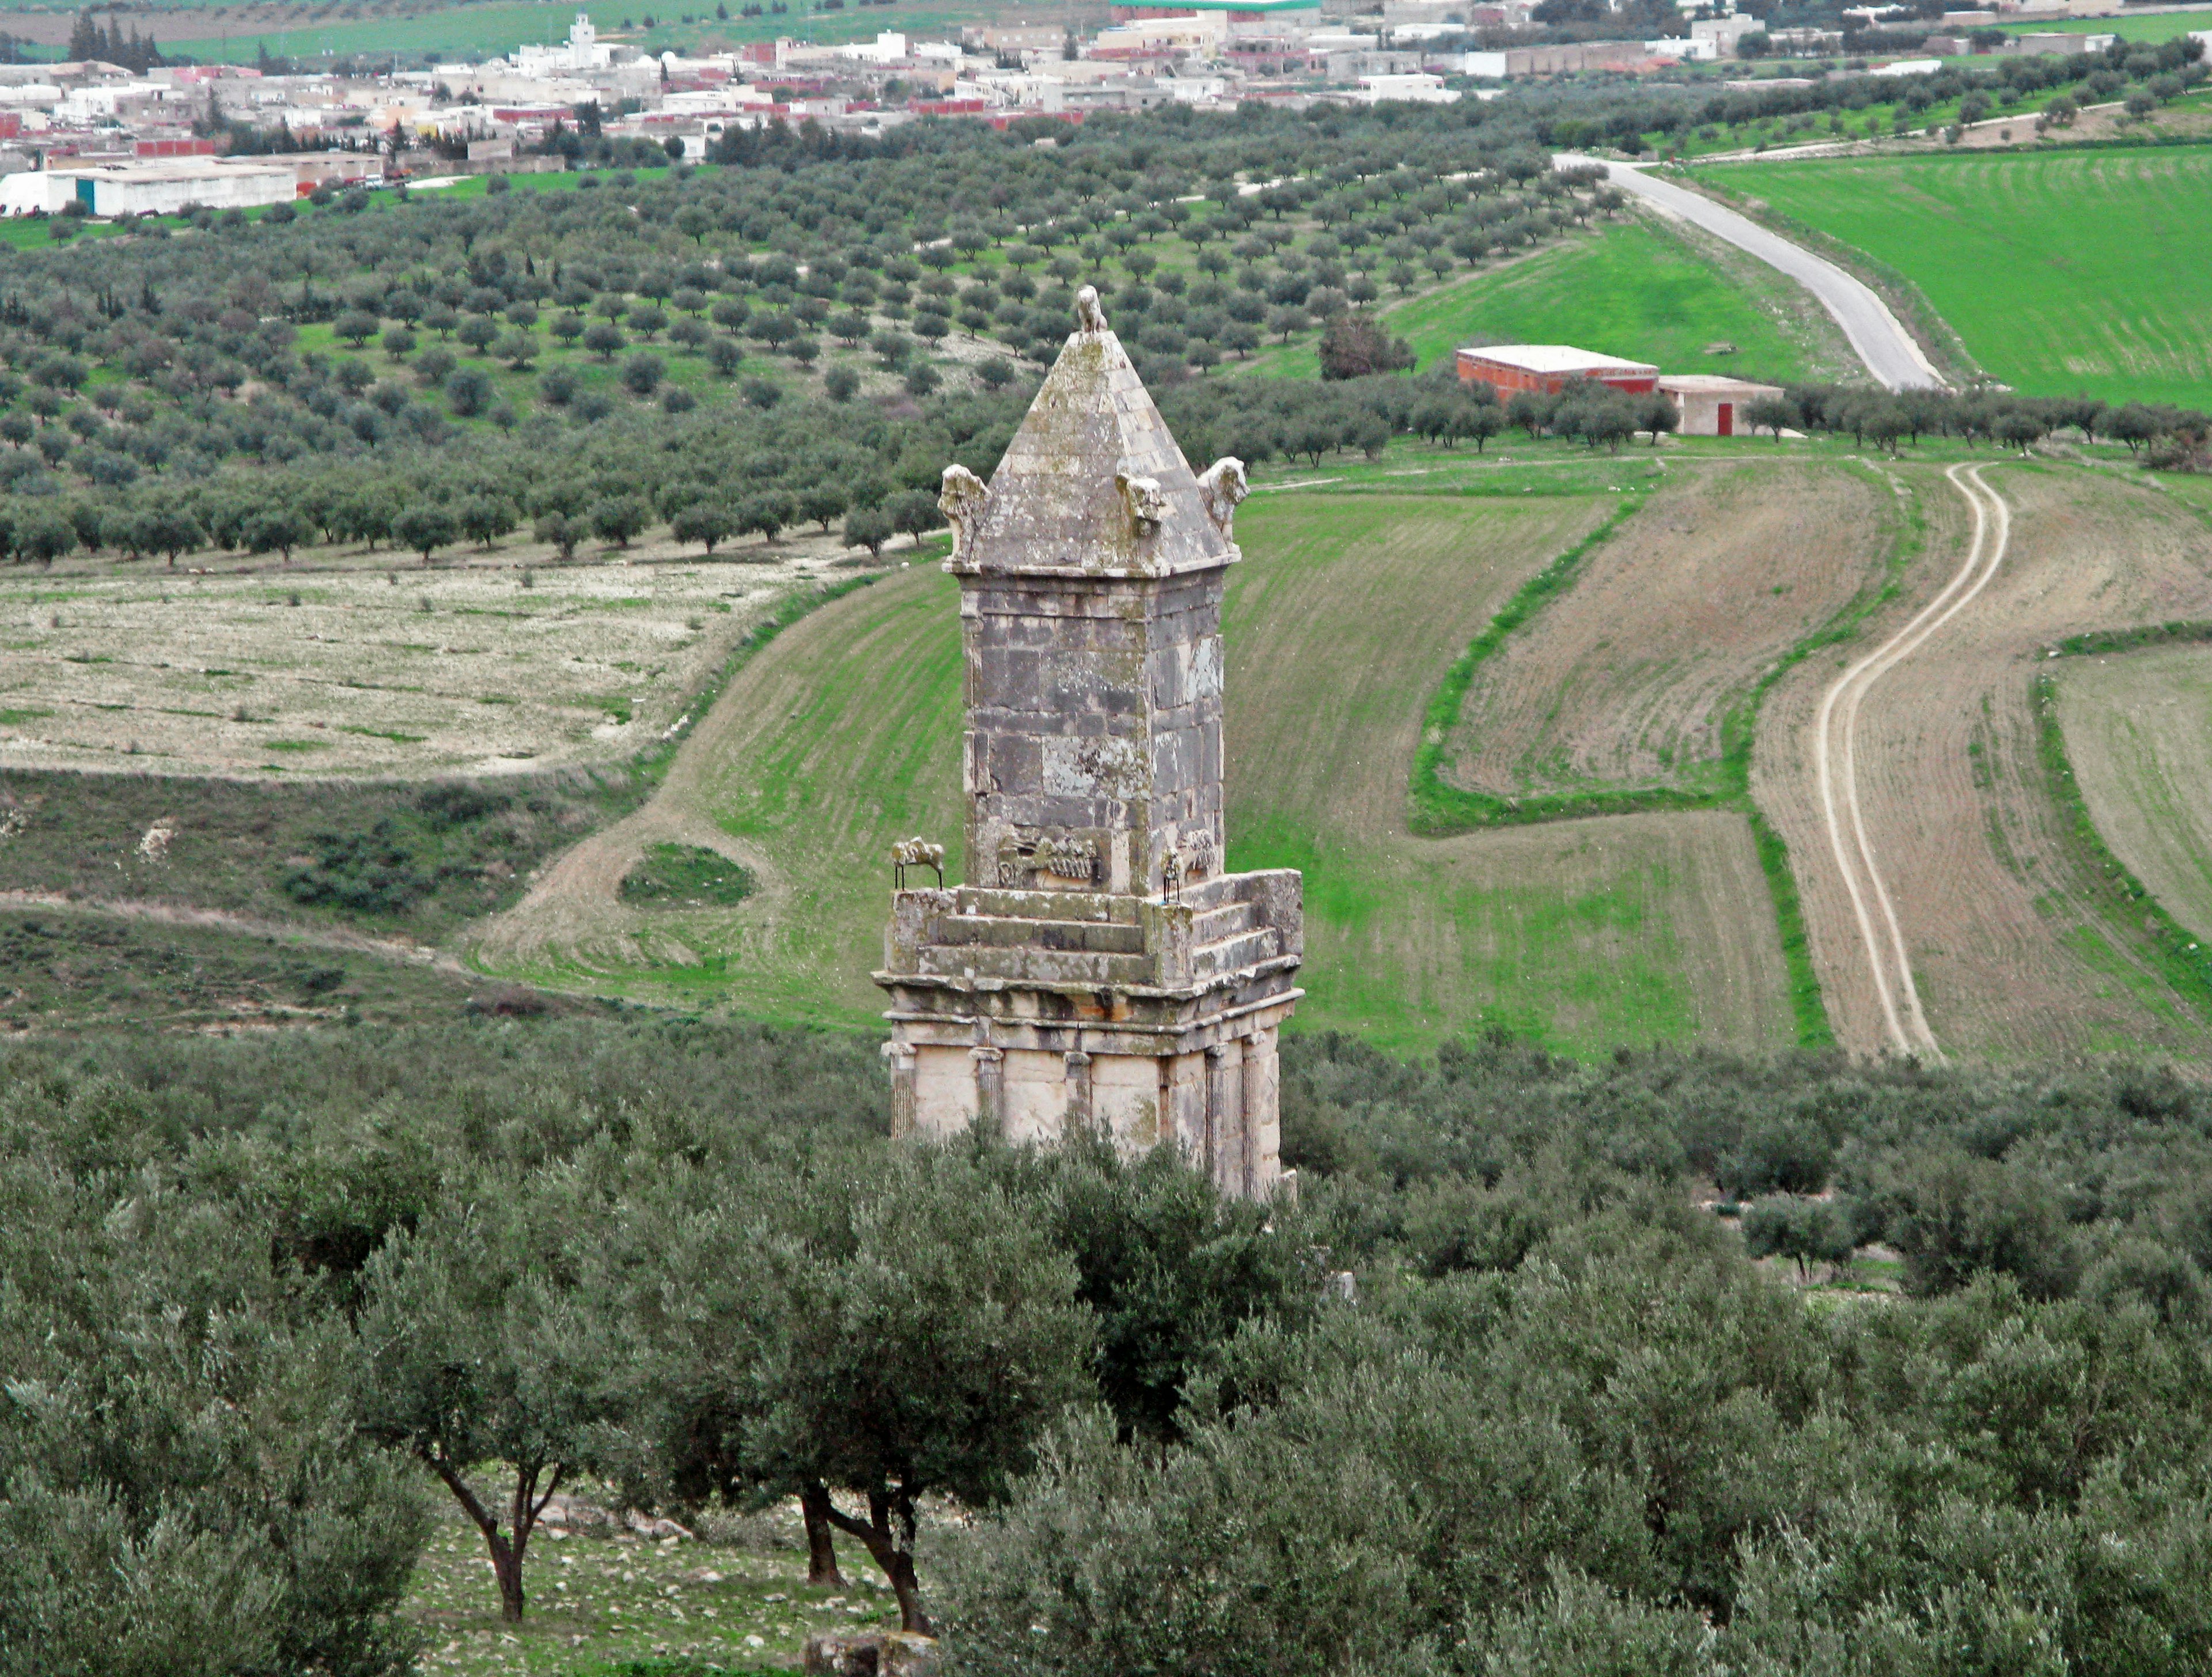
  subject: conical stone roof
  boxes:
[941,288,1238,579]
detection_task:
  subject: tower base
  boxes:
[875,872,1301,1199]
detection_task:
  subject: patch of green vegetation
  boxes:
[0,707,52,725]
[0,764,643,941]
[620,843,756,907]
[0,904,483,1031]
[1715,146,2212,407]
[262,737,334,754]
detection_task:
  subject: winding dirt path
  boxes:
[1813,464,2008,1059]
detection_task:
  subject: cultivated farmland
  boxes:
[2057,643,2212,943]
[1445,460,1894,803]
[0,540,841,779]
[1223,486,1797,1057]
[478,471,1800,1057]
[1752,461,2212,1060]
[1712,146,2212,408]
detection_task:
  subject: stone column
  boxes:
[1063,1050,1093,1137]
[1206,1040,1244,1196]
[1242,1030,1279,1198]
[884,1041,918,1140]
[972,1045,1005,1136]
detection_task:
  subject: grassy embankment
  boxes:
[1244,208,1850,385]
[1710,145,2212,409]
[482,452,1804,1059]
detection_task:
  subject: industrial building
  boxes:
[0,155,300,216]
[1455,344,1661,398]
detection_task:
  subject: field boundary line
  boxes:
[1408,491,1656,835]
[1813,463,2008,1061]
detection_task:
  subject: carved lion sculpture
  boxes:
[1075,285,1108,334]
[1196,457,1249,540]
[938,465,989,562]
[1115,470,1168,537]
[891,836,946,888]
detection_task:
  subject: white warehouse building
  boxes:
[0,157,299,217]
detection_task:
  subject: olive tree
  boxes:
[354,1176,624,1625]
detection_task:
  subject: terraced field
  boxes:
[1715,147,2212,408]
[1444,460,1892,804]
[477,471,1801,1057]
[2057,643,2212,942]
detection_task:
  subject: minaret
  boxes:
[874,289,1302,1199]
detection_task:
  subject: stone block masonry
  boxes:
[874,288,1301,1199]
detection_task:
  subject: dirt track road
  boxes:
[1759,462,2212,1060]
[1812,464,2007,1059]
[1555,155,1945,392]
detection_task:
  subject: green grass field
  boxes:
[1382,214,1840,385]
[483,467,1798,1058]
[1243,213,1846,385]
[1714,146,2212,408]
[1995,8,2212,40]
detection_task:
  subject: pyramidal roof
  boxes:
[944,289,1236,579]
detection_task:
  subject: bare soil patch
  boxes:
[1753,460,2212,1059]
[1445,460,1892,801]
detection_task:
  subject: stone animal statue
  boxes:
[1196,456,1249,540]
[1115,470,1168,537]
[891,836,945,889]
[1075,285,1109,334]
[938,465,989,563]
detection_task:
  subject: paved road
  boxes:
[1556,155,1946,391]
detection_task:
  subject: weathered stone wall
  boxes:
[962,570,1225,898]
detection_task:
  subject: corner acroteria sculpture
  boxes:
[873,288,1303,1199]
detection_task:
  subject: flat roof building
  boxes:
[0,155,300,216]
[1456,344,1660,397]
[1658,374,1785,437]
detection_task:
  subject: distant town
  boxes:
[0,0,2161,214]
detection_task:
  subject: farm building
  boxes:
[0,156,298,216]
[1456,344,1660,398]
[1659,374,1786,437]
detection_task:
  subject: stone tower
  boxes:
[874,289,1302,1199]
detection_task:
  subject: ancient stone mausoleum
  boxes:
[874,289,1303,1199]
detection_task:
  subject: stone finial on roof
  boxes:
[944,288,1237,580]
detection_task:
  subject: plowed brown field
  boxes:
[1445,461,1894,800]
[2058,644,2212,944]
[1753,462,2212,1060]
